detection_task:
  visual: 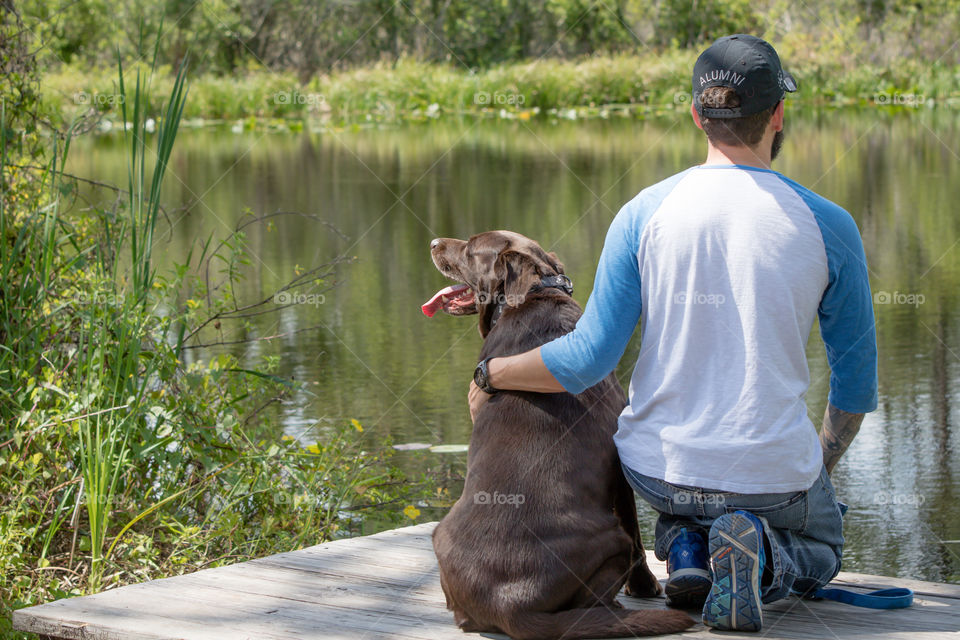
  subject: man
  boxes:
[468,34,877,632]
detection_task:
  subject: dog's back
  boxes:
[433,291,691,639]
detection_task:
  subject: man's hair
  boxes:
[698,87,777,147]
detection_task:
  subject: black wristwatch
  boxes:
[473,357,499,394]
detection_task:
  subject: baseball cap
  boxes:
[692,34,797,119]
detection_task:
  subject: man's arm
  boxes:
[787,184,877,471]
[467,349,564,421]
[486,347,563,392]
[819,403,864,474]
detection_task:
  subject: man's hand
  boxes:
[468,380,490,423]
[467,350,567,423]
[819,403,864,474]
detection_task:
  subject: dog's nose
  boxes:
[430,238,442,250]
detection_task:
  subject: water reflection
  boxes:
[68,109,960,583]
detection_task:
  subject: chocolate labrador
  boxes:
[423,231,693,639]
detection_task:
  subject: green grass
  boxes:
[41,50,960,129]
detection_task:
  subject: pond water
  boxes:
[67,109,960,585]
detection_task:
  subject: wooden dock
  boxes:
[12,522,960,639]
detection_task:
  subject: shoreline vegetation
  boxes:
[44,53,959,131]
[1,15,429,640]
[27,0,960,129]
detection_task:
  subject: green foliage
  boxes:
[0,9,424,638]
[435,0,636,67]
[21,0,960,78]
[19,0,641,74]
[652,0,761,48]
[15,0,110,65]
[1,4,49,187]
[21,0,960,128]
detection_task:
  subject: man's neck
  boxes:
[703,141,772,170]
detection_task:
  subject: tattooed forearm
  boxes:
[819,403,865,474]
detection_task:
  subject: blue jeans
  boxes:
[622,463,845,603]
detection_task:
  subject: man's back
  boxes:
[614,165,875,493]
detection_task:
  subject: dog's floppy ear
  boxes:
[499,250,543,309]
[474,250,507,309]
[473,251,510,338]
[476,244,564,313]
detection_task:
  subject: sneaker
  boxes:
[664,528,712,608]
[701,511,766,632]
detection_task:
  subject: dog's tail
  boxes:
[500,607,694,640]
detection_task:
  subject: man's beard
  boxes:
[770,129,785,162]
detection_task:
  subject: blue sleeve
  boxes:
[787,180,878,413]
[540,205,644,394]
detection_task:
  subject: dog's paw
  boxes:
[625,566,663,598]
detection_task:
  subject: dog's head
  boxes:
[423,231,565,337]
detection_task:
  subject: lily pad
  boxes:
[429,444,469,453]
[392,442,432,451]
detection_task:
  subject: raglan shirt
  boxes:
[541,165,878,494]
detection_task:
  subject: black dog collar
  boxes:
[531,274,574,296]
[489,275,574,330]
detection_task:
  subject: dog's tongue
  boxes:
[422,284,470,317]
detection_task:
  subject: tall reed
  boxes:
[73,48,189,590]
[118,52,189,303]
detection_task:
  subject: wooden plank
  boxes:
[17,576,455,640]
[138,564,453,623]
[12,597,303,640]
[181,560,449,608]
[13,522,960,640]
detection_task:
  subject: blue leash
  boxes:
[810,503,913,609]
[812,586,914,609]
